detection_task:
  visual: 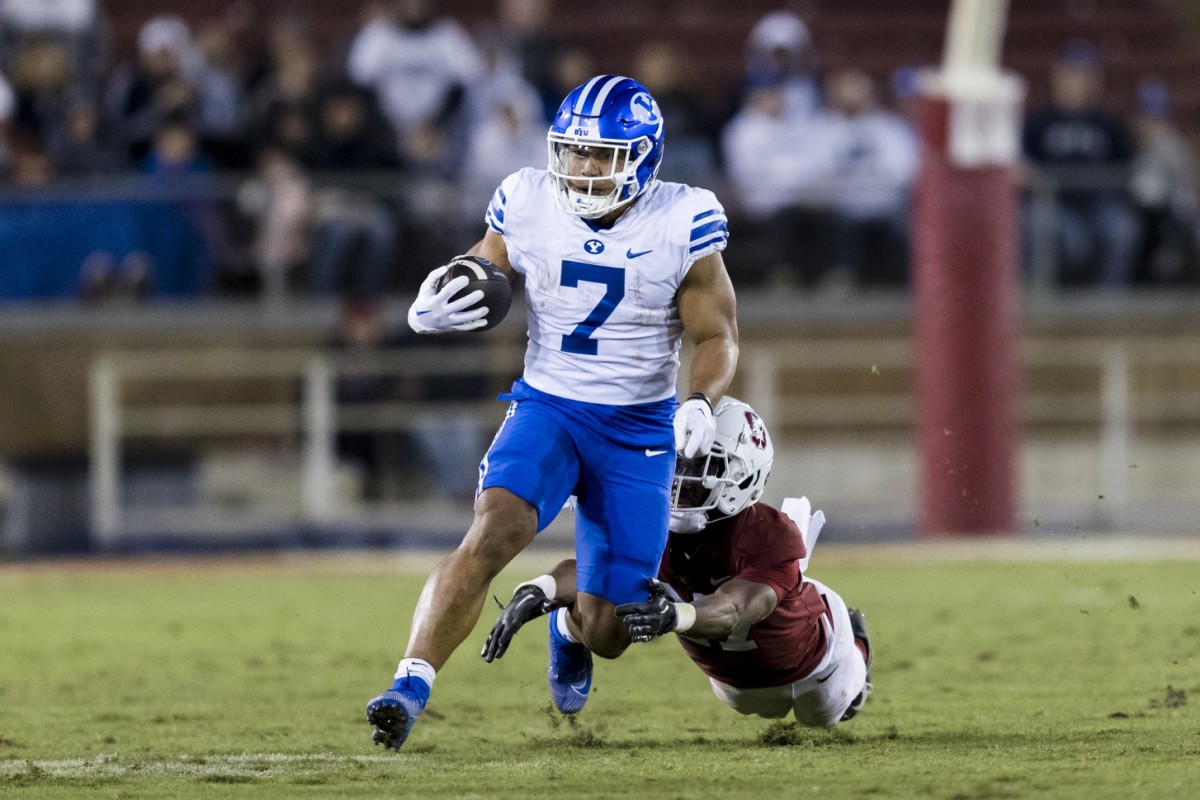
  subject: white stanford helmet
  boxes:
[670,396,774,522]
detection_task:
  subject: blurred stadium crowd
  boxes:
[0,0,1198,307]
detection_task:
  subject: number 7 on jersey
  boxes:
[560,260,625,355]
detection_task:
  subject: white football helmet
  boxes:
[670,396,774,525]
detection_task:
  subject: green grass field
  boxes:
[1,543,1198,799]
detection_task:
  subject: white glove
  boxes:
[782,497,825,573]
[673,393,716,458]
[407,265,489,334]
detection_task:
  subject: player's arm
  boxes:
[679,578,778,639]
[465,229,515,279]
[481,560,578,662]
[674,252,738,456]
[615,577,777,643]
[678,251,738,404]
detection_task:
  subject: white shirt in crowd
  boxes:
[823,109,918,220]
[723,102,917,221]
[347,16,484,135]
[0,70,14,122]
[721,105,837,220]
[0,0,96,33]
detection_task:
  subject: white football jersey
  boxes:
[485,168,729,405]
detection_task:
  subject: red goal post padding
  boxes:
[913,67,1025,536]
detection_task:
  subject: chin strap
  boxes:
[669,510,708,534]
[565,184,627,219]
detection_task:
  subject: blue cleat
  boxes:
[547,608,592,714]
[366,676,429,751]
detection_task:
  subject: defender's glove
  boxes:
[407,265,489,334]
[481,584,558,663]
[615,579,693,643]
[673,393,716,457]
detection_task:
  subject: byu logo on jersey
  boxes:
[629,92,661,125]
[584,239,605,255]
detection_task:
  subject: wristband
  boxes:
[672,602,697,633]
[516,574,556,600]
[686,392,712,411]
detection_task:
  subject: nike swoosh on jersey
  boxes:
[644,448,670,457]
[816,664,840,684]
[709,575,732,586]
[626,248,654,259]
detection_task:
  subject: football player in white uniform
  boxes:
[367,75,740,750]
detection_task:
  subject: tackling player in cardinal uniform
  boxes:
[366,75,740,750]
[483,398,873,727]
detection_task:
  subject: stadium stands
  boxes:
[93,1,1200,133]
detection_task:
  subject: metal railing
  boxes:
[87,342,526,547]
[87,333,1200,545]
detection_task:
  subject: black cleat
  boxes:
[841,608,873,721]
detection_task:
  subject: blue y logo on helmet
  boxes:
[629,92,660,126]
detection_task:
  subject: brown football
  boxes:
[433,255,512,331]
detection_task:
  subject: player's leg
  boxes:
[403,488,539,665]
[544,438,672,714]
[707,679,794,718]
[367,487,538,749]
[789,578,871,727]
[480,565,599,716]
[416,397,580,664]
[567,592,631,658]
[570,438,674,659]
[840,607,873,721]
[367,398,580,748]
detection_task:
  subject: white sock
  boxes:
[394,657,436,688]
[553,607,580,643]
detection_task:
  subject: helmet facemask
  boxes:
[669,447,727,534]
[547,133,656,219]
[547,75,664,219]
[668,398,775,533]
[671,447,730,513]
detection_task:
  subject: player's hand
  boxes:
[481,584,557,662]
[407,265,489,334]
[673,393,716,457]
[615,579,678,643]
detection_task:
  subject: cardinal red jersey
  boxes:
[658,503,829,689]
